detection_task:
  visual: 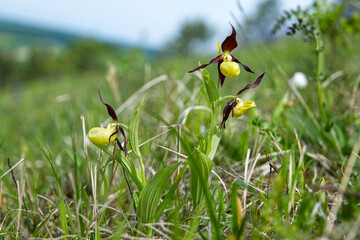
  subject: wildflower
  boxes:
[289,72,308,89]
[220,72,265,129]
[188,24,254,87]
[88,123,117,145]
[233,98,256,117]
[88,90,128,155]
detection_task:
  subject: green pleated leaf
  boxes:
[154,162,188,222]
[188,148,214,209]
[188,148,220,238]
[200,68,220,108]
[207,129,223,160]
[137,162,180,224]
[129,95,146,159]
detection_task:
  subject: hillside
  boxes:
[0,18,161,59]
[0,18,83,49]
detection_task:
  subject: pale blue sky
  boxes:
[0,0,313,48]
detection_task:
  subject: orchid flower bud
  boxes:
[220,61,240,78]
[88,123,117,145]
[233,98,256,117]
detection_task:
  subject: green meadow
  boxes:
[0,1,359,239]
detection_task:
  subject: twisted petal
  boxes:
[236,72,265,97]
[221,23,238,53]
[188,55,223,73]
[217,60,226,87]
[232,56,254,74]
[219,99,237,129]
[98,90,118,122]
[116,125,128,156]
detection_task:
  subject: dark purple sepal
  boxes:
[98,90,118,122]
[232,56,254,74]
[109,130,118,144]
[188,55,223,73]
[208,55,223,64]
[116,138,124,152]
[217,61,226,87]
[219,99,237,129]
[188,64,209,73]
[221,24,238,53]
[117,126,128,156]
[236,72,265,97]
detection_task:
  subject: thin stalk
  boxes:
[207,109,216,155]
[314,27,343,161]
[175,125,181,208]
[314,28,328,125]
[330,128,344,161]
[8,159,30,234]
[206,95,234,156]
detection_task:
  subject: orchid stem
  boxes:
[314,27,328,125]
[314,26,343,161]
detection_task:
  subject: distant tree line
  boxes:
[0,39,141,86]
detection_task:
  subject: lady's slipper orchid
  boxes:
[233,98,256,117]
[88,123,117,145]
[188,24,254,87]
[220,72,265,129]
[88,91,128,155]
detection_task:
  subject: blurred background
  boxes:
[0,0,358,159]
[0,0,312,50]
[0,0,333,87]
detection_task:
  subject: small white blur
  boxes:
[289,72,308,89]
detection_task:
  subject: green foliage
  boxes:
[188,148,219,238]
[64,39,119,72]
[188,148,214,209]
[273,0,360,41]
[0,38,142,86]
[230,183,246,239]
[137,162,180,225]
[129,96,146,160]
[97,144,145,191]
[0,53,18,84]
